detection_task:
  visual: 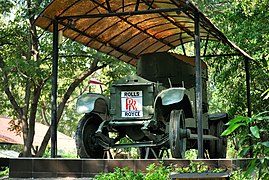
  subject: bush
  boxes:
[222,111,269,179]
[0,167,9,178]
[95,161,229,179]
[95,167,144,180]
[95,162,171,180]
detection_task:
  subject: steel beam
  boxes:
[51,20,58,158]
[203,34,209,56]
[58,7,182,20]
[245,57,253,158]
[135,0,140,11]
[245,57,251,118]
[56,19,139,60]
[142,0,195,38]
[194,11,203,159]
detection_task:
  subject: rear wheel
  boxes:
[76,114,104,158]
[208,120,227,158]
[169,110,186,158]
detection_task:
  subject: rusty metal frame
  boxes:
[194,11,203,158]
[51,20,58,158]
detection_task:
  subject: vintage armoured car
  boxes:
[75,52,228,159]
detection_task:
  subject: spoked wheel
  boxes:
[208,120,227,158]
[76,114,104,158]
[169,110,186,158]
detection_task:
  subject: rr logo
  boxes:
[126,98,137,110]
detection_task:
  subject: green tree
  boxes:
[193,0,269,116]
[0,0,134,157]
[222,112,269,178]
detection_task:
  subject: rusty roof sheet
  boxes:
[35,0,252,65]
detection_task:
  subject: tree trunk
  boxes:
[36,59,107,157]
[23,85,42,156]
[21,0,42,157]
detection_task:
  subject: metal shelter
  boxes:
[34,0,253,158]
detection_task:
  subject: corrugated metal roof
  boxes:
[35,0,252,65]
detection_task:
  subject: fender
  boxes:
[156,87,185,106]
[76,93,109,116]
[208,112,228,123]
[155,87,194,119]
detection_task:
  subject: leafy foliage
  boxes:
[192,0,269,116]
[195,2,269,177]
[95,161,229,179]
[144,163,172,180]
[222,112,269,178]
[174,161,226,174]
[94,163,169,180]
[229,169,252,180]
[95,167,144,180]
[0,167,9,178]
[0,0,134,157]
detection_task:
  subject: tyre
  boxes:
[75,114,104,158]
[169,110,186,158]
[208,120,227,158]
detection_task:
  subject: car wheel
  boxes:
[208,120,227,158]
[169,110,186,158]
[76,114,104,158]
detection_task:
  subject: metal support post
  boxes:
[194,11,203,159]
[51,20,59,158]
[244,57,253,157]
[244,58,251,118]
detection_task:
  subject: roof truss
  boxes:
[35,0,252,65]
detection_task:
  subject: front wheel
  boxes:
[75,114,104,158]
[169,110,186,158]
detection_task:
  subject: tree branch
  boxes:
[0,56,23,118]
[41,104,50,126]
[57,59,107,120]
[36,58,108,157]
[40,54,98,63]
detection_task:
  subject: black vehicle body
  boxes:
[76,52,228,159]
